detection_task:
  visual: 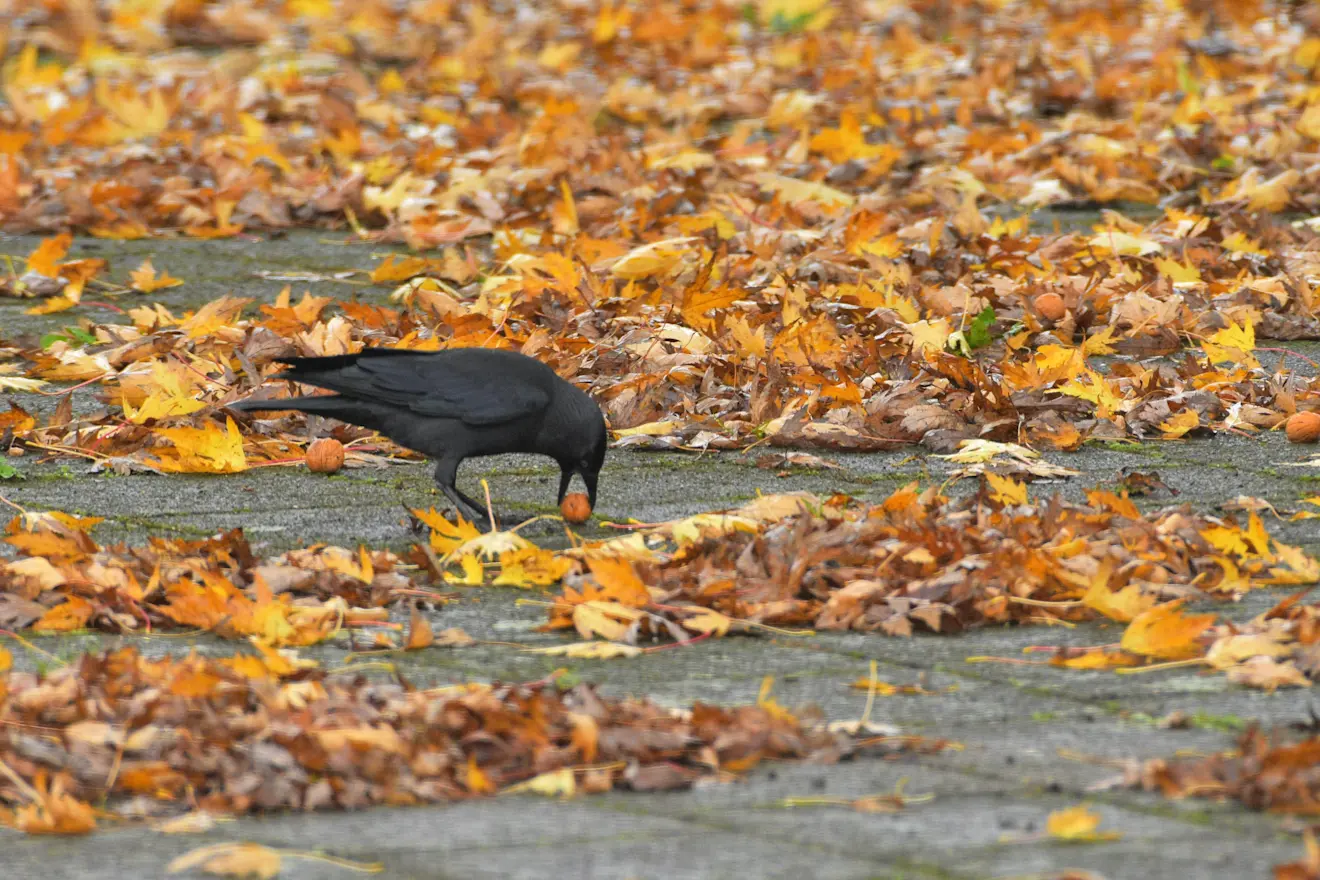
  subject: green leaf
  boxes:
[0,460,21,480]
[965,306,997,350]
[68,326,97,346]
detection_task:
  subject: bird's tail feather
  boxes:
[229,395,351,415]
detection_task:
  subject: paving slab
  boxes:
[3,231,1320,879]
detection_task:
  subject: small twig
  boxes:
[1259,346,1320,370]
[0,755,41,803]
[480,478,497,532]
[29,374,104,397]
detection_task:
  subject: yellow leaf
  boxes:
[904,319,951,354]
[503,767,577,798]
[1153,256,1202,285]
[1120,603,1216,660]
[167,843,282,879]
[1086,229,1162,256]
[1082,564,1155,623]
[148,418,247,474]
[1204,632,1293,670]
[613,420,681,438]
[121,362,207,424]
[25,295,76,315]
[753,172,855,208]
[443,554,485,585]
[527,641,643,659]
[0,647,10,673]
[572,600,641,641]
[1050,649,1142,670]
[1081,326,1119,357]
[0,376,46,392]
[985,473,1027,505]
[493,547,572,587]
[608,237,696,280]
[129,259,183,293]
[939,440,1039,464]
[1221,231,1266,255]
[1046,805,1122,842]
[680,607,732,637]
[1201,318,1257,367]
[1157,409,1200,438]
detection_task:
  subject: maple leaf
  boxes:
[585,557,652,606]
[1082,565,1156,623]
[443,554,485,585]
[1120,603,1216,660]
[573,600,643,642]
[147,418,248,474]
[25,233,71,278]
[1201,318,1258,368]
[121,362,207,424]
[985,473,1027,506]
[411,508,483,555]
[128,258,183,293]
[493,547,572,587]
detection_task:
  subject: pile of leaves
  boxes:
[3,3,1320,459]
[543,480,1320,687]
[0,646,942,833]
[1115,726,1320,814]
[0,509,418,646]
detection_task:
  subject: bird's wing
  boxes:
[279,351,551,426]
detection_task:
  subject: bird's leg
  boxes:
[434,461,509,529]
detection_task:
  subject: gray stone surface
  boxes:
[1,232,1318,879]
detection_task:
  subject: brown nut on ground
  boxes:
[561,492,592,523]
[1032,292,1066,321]
[306,437,345,472]
[1286,411,1320,444]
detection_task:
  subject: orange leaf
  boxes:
[32,596,94,632]
[405,606,434,650]
[1120,603,1216,661]
[465,755,496,794]
[129,258,183,293]
[26,233,71,278]
[585,557,651,607]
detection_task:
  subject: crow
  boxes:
[229,347,607,524]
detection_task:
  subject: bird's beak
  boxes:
[558,466,599,511]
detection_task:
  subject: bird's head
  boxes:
[558,411,607,512]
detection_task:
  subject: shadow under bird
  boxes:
[229,347,607,524]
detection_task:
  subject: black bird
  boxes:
[230,347,607,523]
